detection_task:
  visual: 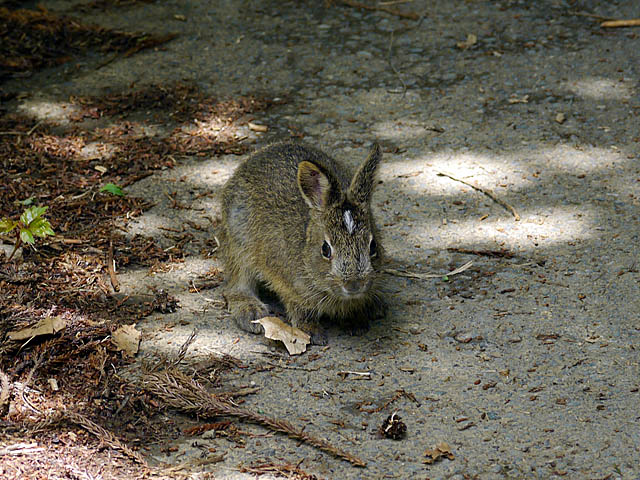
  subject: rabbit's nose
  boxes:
[343,279,366,295]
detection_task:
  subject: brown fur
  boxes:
[219,141,386,344]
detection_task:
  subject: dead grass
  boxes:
[1,81,277,480]
[0,5,176,82]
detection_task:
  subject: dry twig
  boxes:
[334,0,419,20]
[143,368,366,467]
[383,260,474,280]
[33,410,146,464]
[437,171,520,221]
[601,19,640,28]
[147,329,198,373]
[337,370,372,379]
[239,462,318,480]
[107,237,120,292]
[567,10,616,21]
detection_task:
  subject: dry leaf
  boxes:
[8,316,66,340]
[508,94,529,104]
[112,324,141,356]
[424,441,455,464]
[48,378,59,391]
[555,112,566,124]
[456,34,477,49]
[252,316,310,355]
[248,122,268,133]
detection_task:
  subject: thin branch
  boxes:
[437,172,520,221]
[336,0,419,20]
[143,369,367,467]
[0,121,42,136]
[107,237,119,292]
[387,14,426,96]
[37,411,146,465]
[567,10,616,21]
[21,353,44,414]
[383,260,473,280]
[601,19,640,28]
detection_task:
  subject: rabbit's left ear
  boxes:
[298,161,332,210]
[348,143,382,204]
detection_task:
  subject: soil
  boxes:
[1,1,639,479]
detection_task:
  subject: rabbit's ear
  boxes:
[348,143,382,204]
[298,161,332,210]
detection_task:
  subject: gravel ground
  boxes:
[5,1,640,478]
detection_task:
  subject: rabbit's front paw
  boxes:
[292,316,328,345]
[309,329,328,346]
[347,320,370,337]
[230,298,269,335]
[372,297,388,319]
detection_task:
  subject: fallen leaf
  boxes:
[253,316,310,355]
[8,316,66,340]
[48,378,59,391]
[424,441,455,464]
[112,324,141,356]
[248,122,268,133]
[456,33,477,49]
[555,112,566,124]
[508,94,529,104]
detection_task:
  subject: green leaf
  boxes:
[0,218,18,234]
[441,275,449,282]
[20,206,48,226]
[100,183,125,196]
[20,228,35,245]
[43,224,55,236]
[19,197,35,206]
[30,218,55,238]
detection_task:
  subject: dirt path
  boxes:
[2,1,639,479]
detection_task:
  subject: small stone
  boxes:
[454,333,473,343]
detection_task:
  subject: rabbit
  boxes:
[219,141,386,345]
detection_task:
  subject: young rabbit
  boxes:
[219,141,386,344]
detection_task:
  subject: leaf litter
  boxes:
[0,16,280,474]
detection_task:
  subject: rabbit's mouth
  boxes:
[338,279,371,299]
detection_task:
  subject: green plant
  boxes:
[100,183,125,196]
[0,206,55,260]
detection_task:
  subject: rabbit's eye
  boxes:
[369,238,377,257]
[321,240,332,259]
